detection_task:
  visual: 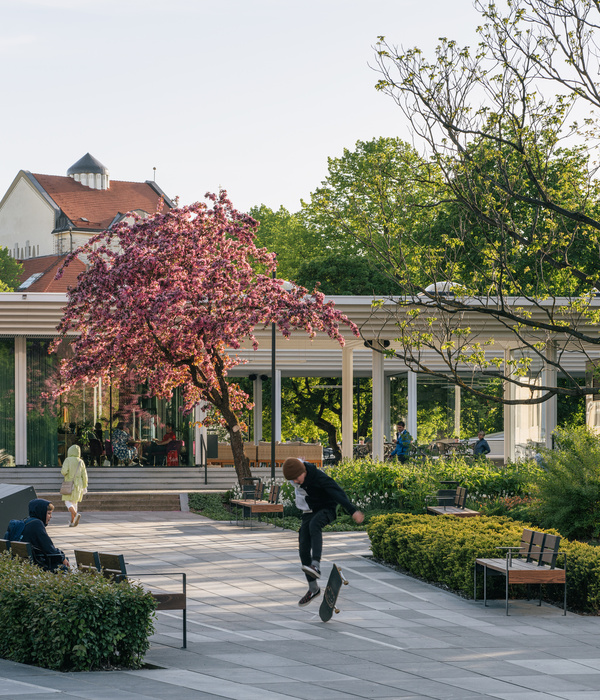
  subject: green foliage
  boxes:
[295,254,399,295]
[188,492,231,520]
[326,457,541,514]
[367,513,600,613]
[533,426,600,540]
[0,554,155,671]
[0,248,23,291]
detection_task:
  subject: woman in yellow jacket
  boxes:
[61,444,88,527]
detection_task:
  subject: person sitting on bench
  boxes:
[4,499,69,571]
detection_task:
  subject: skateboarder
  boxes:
[282,457,364,607]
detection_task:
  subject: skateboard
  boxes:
[318,564,348,622]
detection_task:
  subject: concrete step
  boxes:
[0,466,284,493]
[38,491,185,512]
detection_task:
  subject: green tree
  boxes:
[301,137,440,272]
[248,205,321,283]
[367,0,600,406]
[295,254,399,295]
[0,248,22,291]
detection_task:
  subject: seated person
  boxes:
[4,499,69,571]
[146,424,177,464]
[88,421,105,466]
[111,422,139,464]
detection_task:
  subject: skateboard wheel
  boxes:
[334,608,340,614]
[343,580,349,585]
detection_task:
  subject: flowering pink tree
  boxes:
[51,191,357,483]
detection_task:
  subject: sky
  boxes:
[1,0,482,214]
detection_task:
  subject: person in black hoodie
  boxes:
[282,457,364,607]
[4,499,69,571]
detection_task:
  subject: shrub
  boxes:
[0,553,156,671]
[367,513,600,614]
[326,457,541,514]
[533,425,600,540]
[188,492,230,520]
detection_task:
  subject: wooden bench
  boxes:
[230,483,283,528]
[474,528,567,615]
[74,550,187,648]
[426,486,480,517]
[2,539,65,571]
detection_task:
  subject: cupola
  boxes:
[67,153,109,190]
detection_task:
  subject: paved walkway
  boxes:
[1,510,599,699]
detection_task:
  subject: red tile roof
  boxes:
[31,174,171,231]
[17,255,86,293]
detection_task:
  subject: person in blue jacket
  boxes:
[282,457,364,607]
[389,421,412,463]
[4,499,69,571]
[473,431,491,456]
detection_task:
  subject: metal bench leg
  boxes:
[505,572,509,616]
[483,565,487,607]
[473,563,477,601]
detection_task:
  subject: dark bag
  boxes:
[4,518,31,541]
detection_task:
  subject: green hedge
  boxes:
[0,553,156,671]
[367,513,600,614]
[327,457,541,513]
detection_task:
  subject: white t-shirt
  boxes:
[292,483,311,512]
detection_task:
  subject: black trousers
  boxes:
[299,508,336,582]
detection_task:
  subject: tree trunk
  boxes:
[314,416,342,464]
[228,423,252,485]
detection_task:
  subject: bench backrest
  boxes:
[268,483,280,504]
[10,541,33,562]
[97,552,128,582]
[519,528,560,568]
[0,539,10,552]
[455,487,468,508]
[74,549,101,575]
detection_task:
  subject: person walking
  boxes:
[60,444,88,527]
[389,421,412,463]
[282,457,364,607]
[473,431,491,457]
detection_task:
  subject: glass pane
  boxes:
[0,339,15,465]
[27,339,59,466]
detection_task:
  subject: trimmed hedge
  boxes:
[367,513,600,614]
[0,553,156,671]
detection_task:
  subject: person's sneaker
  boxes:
[298,588,321,607]
[301,563,321,579]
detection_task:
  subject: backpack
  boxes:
[4,517,32,542]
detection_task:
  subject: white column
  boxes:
[384,375,391,442]
[15,337,27,465]
[454,384,461,438]
[504,348,514,463]
[543,341,557,449]
[274,369,282,443]
[194,403,207,465]
[253,377,263,445]
[407,370,417,442]
[342,346,354,460]
[372,348,385,460]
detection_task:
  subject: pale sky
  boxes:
[1,0,481,213]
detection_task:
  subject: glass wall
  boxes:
[0,339,15,465]
[27,339,59,466]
